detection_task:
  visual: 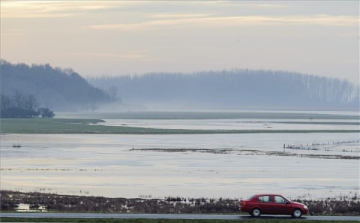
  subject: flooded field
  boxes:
[1,117,359,199]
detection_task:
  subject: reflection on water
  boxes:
[1,132,359,199]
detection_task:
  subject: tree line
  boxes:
[1,92,54,118]
[1,60,112,111]
[88,69,359,110]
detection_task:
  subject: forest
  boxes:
[0,60,112,111]
[88,70,359,110]
[1,59,358,112]
[1,92,54,118]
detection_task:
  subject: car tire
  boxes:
[292,209,302,218]
[251,208,261,217]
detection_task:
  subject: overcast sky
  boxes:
[1,1,359,83]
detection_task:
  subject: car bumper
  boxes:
[239,206,251,212]
[302,208,308,215]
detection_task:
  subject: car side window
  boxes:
[258,196,271,203]
[274,196,286,203]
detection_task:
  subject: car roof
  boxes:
[254,194,283,197]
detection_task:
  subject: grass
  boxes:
[0,218,358,223]
[1,118,360,134]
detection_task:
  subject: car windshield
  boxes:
[247,195,255,200]
[283,196,292,202]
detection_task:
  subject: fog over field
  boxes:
[2,59,359,112]
[88,70,359,111]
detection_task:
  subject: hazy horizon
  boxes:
[3,57,359,85]
[2,1,359,83]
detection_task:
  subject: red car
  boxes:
[239,194,308,218]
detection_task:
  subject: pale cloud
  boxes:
[257,4,289,9]
[88,15,359,30]
[0,1,128,18]
[1,1,358,83]
[1,1,74,18]
[185,1,289,9]
[148,14,211,19]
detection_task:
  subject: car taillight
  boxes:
[241,200,246,206]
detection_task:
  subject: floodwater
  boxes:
[1,122,359,199]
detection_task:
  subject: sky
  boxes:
[1,1,359,83]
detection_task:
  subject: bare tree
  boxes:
[13,91,25,109]
[107,86,119,101]
[24,94,39,111]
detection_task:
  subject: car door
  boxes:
[273,195,292,214]
[257,195,275,214]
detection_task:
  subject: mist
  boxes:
[88,69,359,112]
[2,59,358,112]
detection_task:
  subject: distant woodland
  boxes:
[1,59,358,112]
[1,92,54,118]
[0,60,112,111]
[89,70,359,110]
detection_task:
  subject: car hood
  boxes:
[291,202,304,206]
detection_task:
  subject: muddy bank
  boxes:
[130,148,360,159]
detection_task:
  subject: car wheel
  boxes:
[251,208,261,217]
[292,209,302,218]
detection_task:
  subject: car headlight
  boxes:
[303,205,308,209]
